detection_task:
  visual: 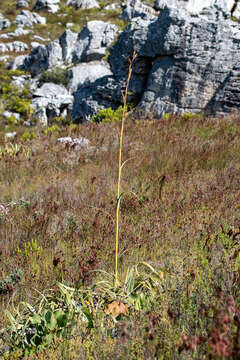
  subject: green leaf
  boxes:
[44,310,57,330]
[44,333,53,346]
[55,310,68,328]
[83,307,94,329]
[30,314,41,325]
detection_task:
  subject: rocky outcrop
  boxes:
[33,0,60,13]
[67,0,100,9]
[15,10,46,27]
[32,83,73,125]
[17,21,118,76]
[153,0,240,18]
[5,0,240,123]
[0,28,32,39]
[104,3,240,119]
[0,41,28,53]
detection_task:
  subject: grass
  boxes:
[0,109,240,358]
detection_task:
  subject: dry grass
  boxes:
[1,111,240,358]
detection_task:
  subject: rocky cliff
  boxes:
[0,0,240,125]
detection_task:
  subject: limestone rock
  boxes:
[57,136,90,149]
[17,0,30,8]
[59,29,78,64]
[105,3,121,10]
[67,61,113,92]
[5,132,17,140]
[8,55,27,70]
[120,0,157,21]
[3,111,20,122]
[120,5,240,116]
[23,41,62,76]
[153,0,236,15]
[72,75,120,122]
[0,14,11,30]
[72,21,118,63]
[0,55,9,62]
[16,21,118,76]
[67,0,100,9]
[33,0,60,13]
[11,74,31,90]
[32,83,73,124]
[0,41,28,53]
[15,10,46,27]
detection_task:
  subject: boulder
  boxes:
[5,132,17,140]
[11,74,31,90]
[15,10,46,27]
[56,136,90,149]
[0,55,9,62]
[8,55,27,70]
[33,0,60,13]
[32,83,73,124]
[232,2,240,20]
[0,41,28,53]
[72,21,118,62]
[17,0,30,8]
[6,27,32,38]
[105,3,121,10]
[0,14,11,30]
[23,41,62,76]
[67,61,113,92]
[67,0,100,9]
[2,111,21,122]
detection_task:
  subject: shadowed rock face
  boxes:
[108,5,240,117]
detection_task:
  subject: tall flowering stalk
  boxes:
[115,50,137,288]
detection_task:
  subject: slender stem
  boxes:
[115,50,137,288]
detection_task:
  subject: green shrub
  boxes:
[44,125,59,135]
[162,112,172,120]
[38,68,69,87]
[181,112,201,121]
[92,106,127,124]
[17,239,43,258]
[21,131,36,141]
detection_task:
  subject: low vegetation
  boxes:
[0,108,240,358]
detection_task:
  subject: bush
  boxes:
[92,106,127,124]
[44,125,59,135]
[21,131,36,141]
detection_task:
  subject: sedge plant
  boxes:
[114,49,137,288]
